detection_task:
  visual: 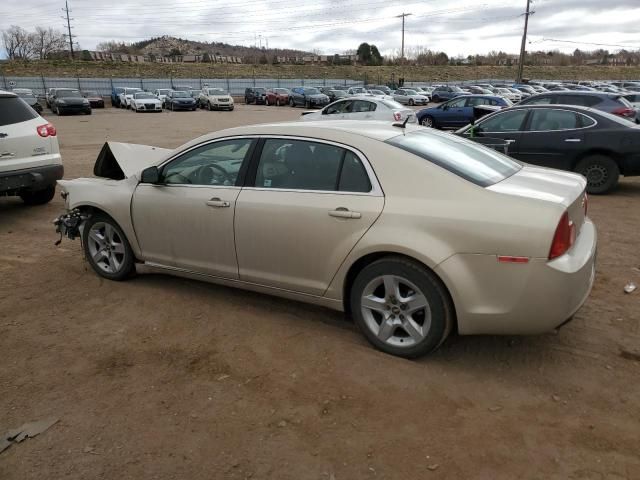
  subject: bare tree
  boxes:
[33,27,66,59]
[2,25,31,59]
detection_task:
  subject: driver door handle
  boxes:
[504,139,517,144]
[205,197,230,208]
[329,207,361,219]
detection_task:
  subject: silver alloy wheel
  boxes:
[87,222,126,274]
[422,117,433,127]
[360,275,431,348]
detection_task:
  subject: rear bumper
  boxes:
[0,164,64,194]
[435,219,597,335]
[58,106,91,114]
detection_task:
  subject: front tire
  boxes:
[265,97,270,106]
[289,98,295,107]
[575,154,620,194]
[82,214,135,281]
[409,99,415,106]
[350,257,453,358]
[20,185,56,205]
[421,116,434,128]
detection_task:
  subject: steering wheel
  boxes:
[196,164,232,185]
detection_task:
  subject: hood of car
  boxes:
[93,141,172,179]
[57,97,85,105]
[136,98,161,103]
[173,97,195,102]
[308,94,329,99]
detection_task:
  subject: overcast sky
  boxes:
[2,0,639,57]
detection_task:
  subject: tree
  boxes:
[81,49,92,61]
[33,27,66,59]
[202,52,211,62]
[370,45,383,66]
[356,42,383,66]
[2,25,34,59]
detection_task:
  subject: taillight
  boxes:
[393,111,402,121]
[548,211,576,260]
[36,123,57,137]
[611,107,635,118]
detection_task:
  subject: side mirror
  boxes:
[140,166,160,184]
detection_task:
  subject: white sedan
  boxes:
[301,97,416,123]
[130,92,162,112]
[119,87,142,109]
[54,121,596,358]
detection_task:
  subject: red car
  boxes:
[265,88,290,106]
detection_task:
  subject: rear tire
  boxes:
[575,154,620,194]
[421,116,435,128]
[20,185,56,205]
[82,213,135,281]
[290,98,295,107]
[350,257,453,358]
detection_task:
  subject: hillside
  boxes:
[2,60,640,82]
[102,35,311,61]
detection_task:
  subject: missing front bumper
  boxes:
[53,209,90,244]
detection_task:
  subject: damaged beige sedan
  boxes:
[55,121,596,358]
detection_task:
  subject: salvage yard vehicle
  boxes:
[152,89,173,107]
[245,87,267,105]
[130,92,162,112]
[199,87,234,111]
[0,89,62,205]
[51,89,91,116]
[54,121,596,359]
[265,88,290,106]
[456,104,640,194]
[119,88,143,109]
[111,87,125,108]
[15,90,43,114]
[393,88,429,106]
[165,91,198,111]
[417,95,512,129]
[289,87,330,108]
[82,91,105,108]
[430,85,466,103]
[47,87,76,109]
[519,91,638,121]
[301,98,416,123]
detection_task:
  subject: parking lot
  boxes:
[1,105,640,479]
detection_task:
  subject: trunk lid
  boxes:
[488,165,587,233]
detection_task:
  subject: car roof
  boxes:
[176,120,421,153]
[531,91,619,98]
[0,89,17,98]
[496,104,607,116]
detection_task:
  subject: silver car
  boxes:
[393,89,429,106]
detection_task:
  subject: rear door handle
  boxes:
[205,197,230,208]
[565,138,582,143]
[329,208,361,219]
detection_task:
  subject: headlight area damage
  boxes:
[54,208,90,244]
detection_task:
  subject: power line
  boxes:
[540,38,640,49]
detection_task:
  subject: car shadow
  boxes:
[614,178,640,197]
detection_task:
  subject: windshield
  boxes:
[135,93,156,99]
[57,90,81,98]
[83,91,98,96]
[173,91,190,98]
[158,89,172,94]
[17,92,35,99]
[125,88,142,94]
[386,130,521,187]
[304,88,320,95]
[208,88,226,95]
[274,88,289,94]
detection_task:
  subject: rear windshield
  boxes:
[386,130,521,187]
[0,97,39,126]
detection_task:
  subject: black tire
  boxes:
[433,95,441,103]
[276,99,280,107]
[82,213,135,281]
[575,154,620,194]
[19,185,56,205]
[86,109,92,115]
[289,98,295,107]
[350,256,453,358]
[409,99,415,106]
[265,97,270,106]
[305,100,311,109]
[229,106,234,111]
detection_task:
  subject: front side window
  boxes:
[528,109,579,131]
[254,139,371,192]
[162,139,252,186]
[467,97,490,106]
[325,100,352,115]
[386,130,521,187]
[447,98,467,108]
[478,110,528,132]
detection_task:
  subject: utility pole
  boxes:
[396,12,412,61]
[62,0,74,59]
[516,0,533,83]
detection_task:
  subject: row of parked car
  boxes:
[110,86,235,112]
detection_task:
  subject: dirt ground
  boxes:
[1,105,639,480]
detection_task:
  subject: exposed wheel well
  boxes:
[342,252,457,331]
[75,205,140,261]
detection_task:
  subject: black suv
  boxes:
[519,91,637,122]
[245,87,267,104]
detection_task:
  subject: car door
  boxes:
[439,97,469,127]
[463,109,528,156]
[516,108,585,170]
[234,137,384,295]
[131,137,256,279]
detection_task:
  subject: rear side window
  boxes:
[353,100,376,112]
[478,109,528,132]
[0,97,39,126]
[255,139,371,192]
[387,130,521,187]
[528,109,579,131]
[524,95,553,105]
[558,95,600,107]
